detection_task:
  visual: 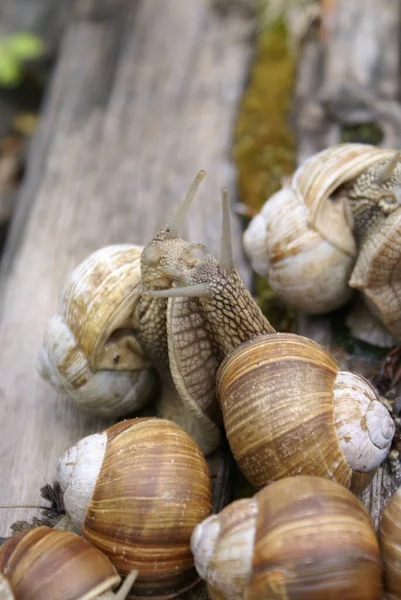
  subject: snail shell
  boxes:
[379,486,401,599]
[243,143,401,345]
[191,475,382,600]
[0,526,122,600]
[37,245,158,417]
[216,333,394,491]
[58,417,213,598]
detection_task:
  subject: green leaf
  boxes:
[6,33,44,61]
[0,48,22,87]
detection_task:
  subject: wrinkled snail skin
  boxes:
[0,526,124,600]
[137,176,275,454]
[379,487,401,599]
[191,476,382,600]
[243,143,401,346]
[57,418,213,599]
[37,245,158,418]
[216,333,395,492]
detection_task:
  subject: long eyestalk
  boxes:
[377,152,401,184]
[165,170,206,238]
[220,187,234,270]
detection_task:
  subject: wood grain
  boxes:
[0,0,255,537]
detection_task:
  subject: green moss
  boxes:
[255,276,296,332]
[233,17,297,325]
[233,18,296,211]
[340,122,383,145]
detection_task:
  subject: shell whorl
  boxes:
[191,498,257,600]
[58,432,107,530]
[333,371,395,473]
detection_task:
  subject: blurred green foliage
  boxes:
[0,33,44,88]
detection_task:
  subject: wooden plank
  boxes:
[296,0,401,163]
[0,0,255,536]
[0,0,72,54]
[294,0,401,527]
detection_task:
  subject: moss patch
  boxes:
[233,16,297,330]
[233,17,296,211]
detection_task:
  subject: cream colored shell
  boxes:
[0,574,14,600]
[37,245,157,417]
[243,144,397,318]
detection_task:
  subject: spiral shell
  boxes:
[0,526,121,600]
[58,418,213,598]
[191,476,382,600]
[38,245,158,417]
[243,144,401,344]
[217,333,394,491]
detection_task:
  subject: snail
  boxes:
[38,173,274,454]
[191,475,382,600]
[37,244,158,418]
[216,333,395,492]
[136,173,275,453]
[0,526,138,600]
[243,143,401,346]
[379,485,401,598]
[57,417,213,599]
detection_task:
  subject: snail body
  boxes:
[243,144,401,346]
[139,179,275,453]
[58,417,212,599]
[191,475,382,600]
[0,526,137,600]
[38,245,158,418]
[216,333,394,492]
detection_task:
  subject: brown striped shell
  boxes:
[191,475,382,600]
[37,245,158,417]
[243,143,401,345]
[0,526,121,600]
[216,333,394,492]
[57,418,213,599]
[379,486,401,598]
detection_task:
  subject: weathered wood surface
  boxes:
[0,0,71,53]
[0,0,72,143]
[0,0,255,539]
[295,0,401,527]
[296,0,401,163]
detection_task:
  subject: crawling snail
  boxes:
[39,172,395,481]
[57,418,212,599]
[0,526,137,600]
[191,475,382,600]
[243,143,401,346]
[38,173,274,454]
